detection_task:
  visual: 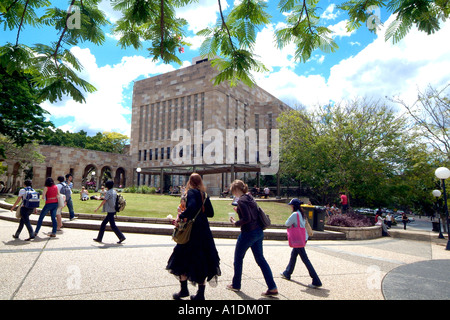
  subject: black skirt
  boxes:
[166,189,221,285]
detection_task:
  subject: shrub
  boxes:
[123,185,156,194]
[327,211,374,227]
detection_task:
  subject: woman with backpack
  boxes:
[93,180,126,244]
[226,180,278,297]
[10,180,36,241]
[280,198,322,288]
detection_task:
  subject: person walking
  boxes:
[93,180,126,244]
[10,180,36,241]
[402,212,409,230]
[167,173,221,300]
[226,180,278,297]
[280,198,322,288]
[64,173,76,220]
[34,177,60,238]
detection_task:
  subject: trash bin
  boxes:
[313,206,326,231]
[301,205,315,229]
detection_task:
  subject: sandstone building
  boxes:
[130,57,290,195]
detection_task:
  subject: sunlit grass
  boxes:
[6,193,292,224]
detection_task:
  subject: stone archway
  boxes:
[99,166,113,188]
[82,164,97,190]
[114,167,126,188]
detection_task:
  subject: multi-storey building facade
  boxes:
[131,57,290,195]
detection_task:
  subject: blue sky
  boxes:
[3,0,450,137]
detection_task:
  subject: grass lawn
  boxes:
[5,193,291,225]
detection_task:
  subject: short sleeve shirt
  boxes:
[103,189,117,213]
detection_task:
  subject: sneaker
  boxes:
[261,289,278,297]
[280,272,291,280]
[226,284,240,292]
[307,283,322,289]
[93,238,102,243]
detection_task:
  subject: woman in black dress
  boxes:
[166,173,221,300]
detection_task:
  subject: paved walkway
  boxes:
[1,206,449,301]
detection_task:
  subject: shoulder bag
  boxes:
[172,192,207,244]
[287,211,306,248]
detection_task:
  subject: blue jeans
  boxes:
[35,202,58,235]
[283,247,322,286]
[232,227,277,290]
[66,197,75,219]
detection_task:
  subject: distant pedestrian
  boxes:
[402,212,408,230]
[340,192,348,213]
[385,212,392,228]
[65,174,76,220]
[93,180,125,244]
[226,180,278,297]
[10,180,36,241]
[280,198,322,288]
[167,173,221,300]
[34,177,60,238]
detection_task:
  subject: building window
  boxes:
[144,150,147,161]
[161,147,164,160]
[167,147,171,159]
[149,149,153,161]
[138,150,141,161]
[155,148,158,160]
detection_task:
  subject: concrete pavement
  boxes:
[1,206,450,301]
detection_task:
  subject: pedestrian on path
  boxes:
[226,179,278,297]
[93,180,125,244]
[402,212,408,230]
[34,177,60,238]
[10,180,35,241]
[167,173,221,300]
[280,198,322,288]
[64,173,76,220]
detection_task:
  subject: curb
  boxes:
[0,201,346,241]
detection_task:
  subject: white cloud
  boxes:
[321,4,340,21]
[328,20,356,38]
[43,47,176,137]
[253,23,296,71]
[177,0,226,33]
[254,14,450,109]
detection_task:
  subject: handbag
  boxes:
[57,194,66,209]
[172,193,207,244]
[287,211,306,248]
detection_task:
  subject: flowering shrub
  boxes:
[327,211,374,227]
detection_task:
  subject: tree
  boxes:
[40,128,129,154]
[277,99,420,207]
[0,65,53,158]
[2,0,449,94]
[392,84,450,161]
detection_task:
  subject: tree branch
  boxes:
[15,0,30,46]
[218,0,235,51]
[160,0,164,58]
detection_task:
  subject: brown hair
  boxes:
[186,173,206,193]
[230,179,248,194]
[186,173,206,212]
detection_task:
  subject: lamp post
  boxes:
[136,167,141,186]
[432,189,444,239]
[435,167,450,250]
